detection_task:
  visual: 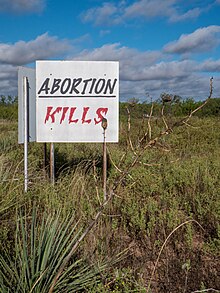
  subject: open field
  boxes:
[0,102,220,292]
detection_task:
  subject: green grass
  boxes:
[0,112,220,292]
[0,208,109,293]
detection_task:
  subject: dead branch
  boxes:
[174,77,213,128]
[107,146,134,182]
[49,191,114,293]
[182,121,199,128]
[118,151,127,168]
[146,219,205,293]
[126,106,137,155]
[185,77,213,123]
[148,102,154,140]
[107,146,123,174]
[139,101,154,145]
[49,78,214,292]
[92,160,101,205]
[161,104,169,130]
[138,158,179,167]
[191,289,220,293]
[138,161,162,167]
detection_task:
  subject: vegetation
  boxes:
[0,95,18,120]
[0,209,110,292]
[0,92,220,292]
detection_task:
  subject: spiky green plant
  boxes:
[0,209,107,292]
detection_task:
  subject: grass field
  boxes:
[0,103,220,292]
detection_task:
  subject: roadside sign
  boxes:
[36,61,119,142]
[18,67,36,143]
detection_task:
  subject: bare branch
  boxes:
[107,146,123,174]
[49,78,214,292]
[92,160,101,205]
[148,102,154,141]
[126,106,137,155]
[175,77,213,127]
[139,102,154,145]
[138,158,179,167]
[191,289,220,293]
[138,161,162,167]
[49,191,114,293]
[146,219,205,293]
[182,121,199,128]
[161,104,169,131]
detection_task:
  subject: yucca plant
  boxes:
[0,208,107,292]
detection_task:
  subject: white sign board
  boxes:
[18,67,36,143]
[36,61,119,142]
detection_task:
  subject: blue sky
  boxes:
[1,0,220,101]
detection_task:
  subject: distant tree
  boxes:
[173,95,182,104]
[198,97,220,117]
[0,95,18,105]
[0,95,6,104]
[128,97,139,106]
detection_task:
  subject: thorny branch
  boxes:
[147,101,154,141]
[174,77,213,128]
[161,104,169,130]
[92,160,101,205]
[126,106,137,155]
[49,78,214,292]
[139,101,154,145]
[191,289,220,293]
[146,219,205,293]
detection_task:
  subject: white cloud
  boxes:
[200,59,220,72]
[0,64,17,96]
[71,43,195,81]
[0,64,17,81]
[70,43,220,100]
[169,7,202,22]
[0,0,45,13]
[0,33,71,96]
[0,33,71,65]
[99,30,111,37]
[1,38,220,99]
[81,2,121,26]
[72,43,162,80]
[81,0,207,26]
[164,26,220,54]
[139,60,197,80]
[124,0,175,19]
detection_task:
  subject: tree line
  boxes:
[120,95,220,118]
[1,94,220,121]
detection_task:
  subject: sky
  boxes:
[1,0,220,102]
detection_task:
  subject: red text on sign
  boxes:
[44,106,108,125]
